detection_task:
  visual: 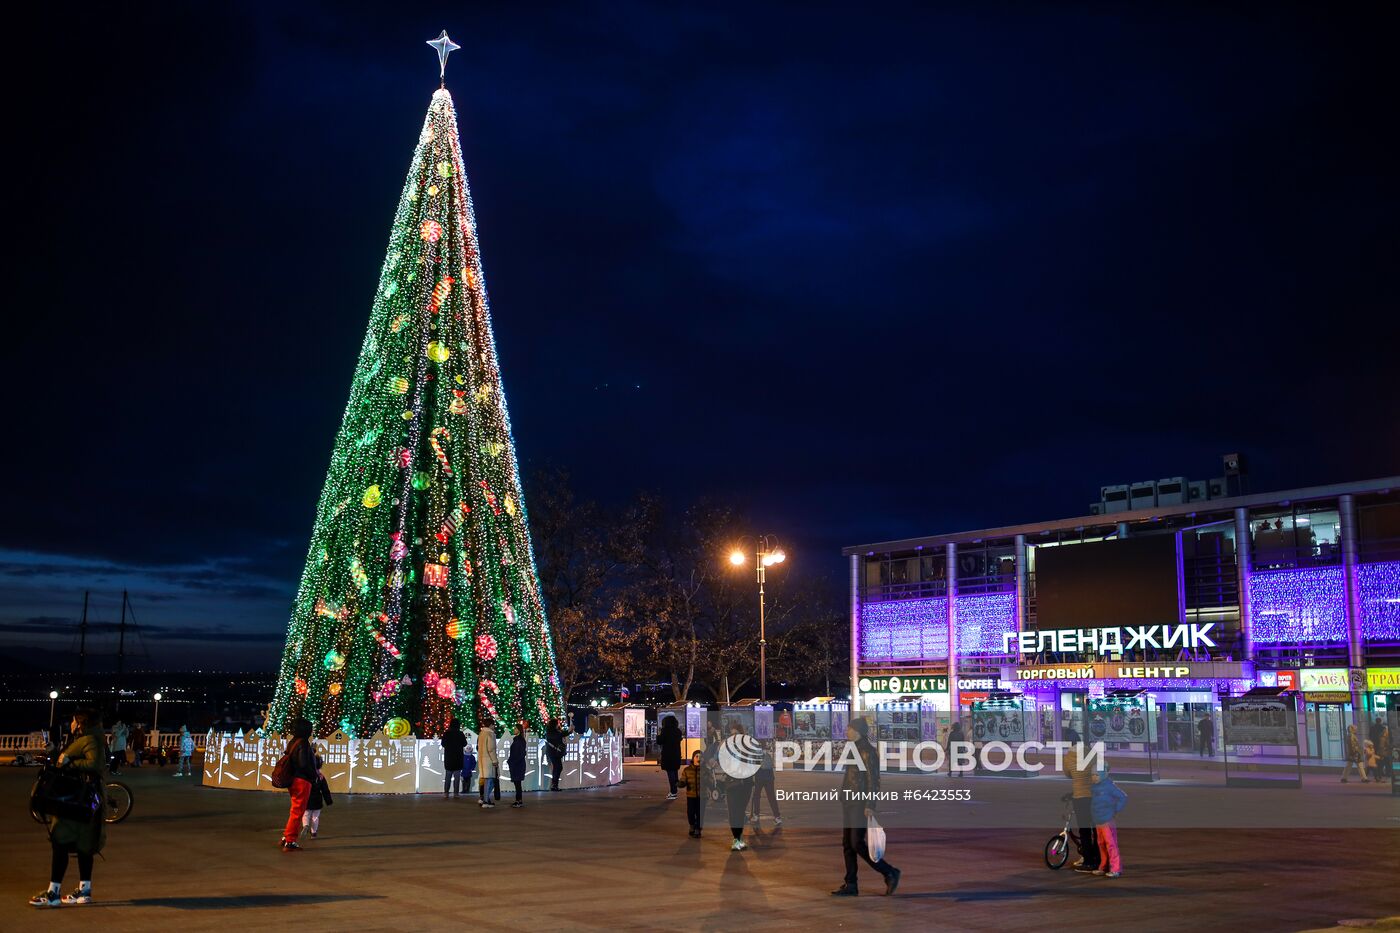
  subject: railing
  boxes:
[0,732,204,754]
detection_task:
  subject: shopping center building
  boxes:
[844,475,1400,758]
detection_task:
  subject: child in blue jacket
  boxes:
[1090,767,1127,877]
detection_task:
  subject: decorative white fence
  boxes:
[201,729,623,794]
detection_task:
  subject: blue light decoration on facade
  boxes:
[861,597,948,660]
[1250,561,1400,646]
[1358,561,1400,643]
[860,593,1017,661]
[955,592,1019,654]
[1249,566,1348,645]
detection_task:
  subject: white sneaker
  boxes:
[62,889,92,905]
[731,838,744,851]
[666,793,677,800]
[774,817,783,826]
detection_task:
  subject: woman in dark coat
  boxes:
[657,715,684,800]
[545,718,568,791]
[30,708,108,908]
[441,719,468,797]
[508,723,528,808]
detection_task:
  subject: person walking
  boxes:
[1377,725,1393,780]
[545,718,568,791]
[508,723,527,808]
[749,744,782,826]
[130,725,147,769]
[723,723,755,852]
[280,718,317,851]
[830,717,900,896]
[175,726,195,777]
[477,722,500,807]
[682,750,706,837]
[1090,767,1128,878]
[657,715,683,800]
[441,719,468,797]
[1196,714,1214,757]
[1064,728,1100,872]
[1341,723,1369,783]
[303,754,333,838]
[108,719,129,774]
[947,721,966,777]
[29,708,108,908]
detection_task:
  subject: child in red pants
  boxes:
[1090,767,1127,877]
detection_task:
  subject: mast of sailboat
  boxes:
[116,589,128,680]
[78,591,89,683]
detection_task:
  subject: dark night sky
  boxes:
[3,2,1397,670]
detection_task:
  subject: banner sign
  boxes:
[1367,668,1400,692]
[1304,692,1352,703]
[1088,696,1150,742]
[1002,661,1251,682]
[1299,669,1349,692]
[857,675,948,695]
[1222,696,1297,746]
[1003,622,1217,657]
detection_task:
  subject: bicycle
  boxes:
[30,778,133,826]
[1044,792,1082,870]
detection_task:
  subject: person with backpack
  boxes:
[477,721,499,807]
[830,717,899,896]
[303,755,333,838]
[1090,766,1128,877]
[175,726,195,777]
[507,722,528,808]
[276,718,317,851]
[441,719,468,797]
[29,708,108,908]
[656,715,683,800]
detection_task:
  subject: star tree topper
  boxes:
[427,30,461,84]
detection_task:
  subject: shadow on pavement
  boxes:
[120,894,384,910]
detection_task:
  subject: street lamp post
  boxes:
[728,536,786,703]
[48,691,58,736]
[153,692,162,735]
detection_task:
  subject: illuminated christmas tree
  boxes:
[267,33,563,738]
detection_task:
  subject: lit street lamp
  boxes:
[153,692,163,735]
[48,690,58,736]
[727,536,787,702]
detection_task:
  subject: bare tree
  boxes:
[527,467,629,701]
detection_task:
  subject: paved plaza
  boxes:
[0,763,1396,932]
